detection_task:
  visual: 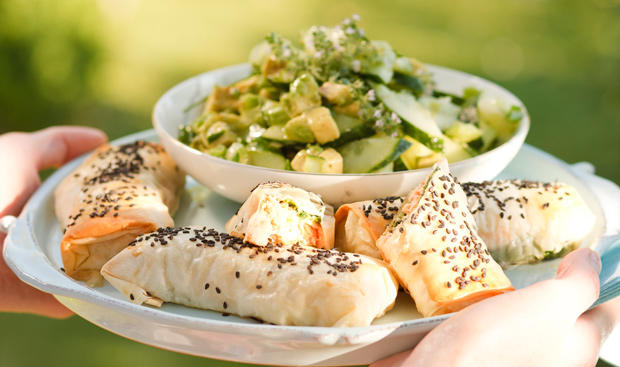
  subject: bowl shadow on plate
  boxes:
[174,177,240,230]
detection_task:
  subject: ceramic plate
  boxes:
[3,130,607,366]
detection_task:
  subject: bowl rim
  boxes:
[152,62,530,177]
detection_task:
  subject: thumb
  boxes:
[553,248,602,318]
[31,126,107,170]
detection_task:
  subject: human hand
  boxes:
[372,248,620,367]
[0,126,107,318]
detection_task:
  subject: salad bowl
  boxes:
[153,63,530,205]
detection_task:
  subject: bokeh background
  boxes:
[1,0,619,366]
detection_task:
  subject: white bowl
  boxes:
[153,63,529,205]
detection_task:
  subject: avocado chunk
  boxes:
[284,115,315,143]
[318,148,343,173]
[319,82,353,105]
[204,86,239,113]
[233,75,261,94]
[400,136,435,169]
[258,86,281,100]
[417,153,443,168]
[261,55,295,84]
[333,100,361,118]
[281,73,321,116]
[305,107,340,144]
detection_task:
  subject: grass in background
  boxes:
[0,1,618,366]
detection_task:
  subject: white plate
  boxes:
[2,130,607,366]
[153,63,530,206]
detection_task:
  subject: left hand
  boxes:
[0,126,107,318]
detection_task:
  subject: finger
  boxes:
[560,312,605,367]
[0,243,73,319]
[581,297,620,343]
[31,126,107,170]
[553,248,602,318]
[370,350,410,367]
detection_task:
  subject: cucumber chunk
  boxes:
[478,120,498,152]
[374,162,394,173]
[328,113,374,147]
[225,142,249,163]
[291,150,325,173]
[393,56,414,75]
[374,84,444,151]
[261,125,289,143]
[477,96,517,140]
[206,121,237,146]
[247,149,289,170]
[365,41,396,83]
[261,101,290,126]
[208,145,227,158]
[442,137,472,163]
[392,72,425,94]
[445,121,483,143]
[282,73,321,116]
[338,136,412,173]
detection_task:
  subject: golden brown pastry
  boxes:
[375,161,513,317]
[226,182,335,249]
[334,196,403,258]
[101,226,398,327]
[335,181,594,267]
[55,141,185,286]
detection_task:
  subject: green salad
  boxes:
[178,16,524,174]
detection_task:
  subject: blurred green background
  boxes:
[0,0,618,366]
